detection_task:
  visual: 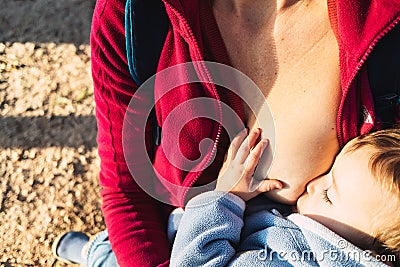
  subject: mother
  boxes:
[86,0,400,266]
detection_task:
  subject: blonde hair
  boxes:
[346,128,400,254]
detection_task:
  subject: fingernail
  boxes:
[275,182,283,190]
[262,139,269,147]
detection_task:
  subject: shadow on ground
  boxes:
[0,0,96,45]
[0,115,97,148]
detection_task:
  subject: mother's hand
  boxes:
[216,128,282,201]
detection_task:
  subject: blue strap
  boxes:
[124,0,169,85]
[125,0,141,85]
[124,0,168,145]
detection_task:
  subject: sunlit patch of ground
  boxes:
[0,1,102,266]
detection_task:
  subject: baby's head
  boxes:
[297,128,400,254]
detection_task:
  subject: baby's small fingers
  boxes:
[246,128,261,151]
[227,128,248,160]
[243,138,268,175]
[256,179,283,193]
[237,128,261,163]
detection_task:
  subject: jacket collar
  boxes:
[329,0,400,91]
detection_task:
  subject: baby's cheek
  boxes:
[295,194,309,214]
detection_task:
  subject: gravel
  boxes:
[0,1,104,266]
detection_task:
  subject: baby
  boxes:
[170,128,400,266]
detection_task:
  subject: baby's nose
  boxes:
[306,179,317,194]
[305,173,328,194]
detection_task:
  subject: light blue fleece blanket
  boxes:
[169,191,388,267]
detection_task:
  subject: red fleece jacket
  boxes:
[90,0,400,266]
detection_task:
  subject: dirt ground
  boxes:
[0,1,103,266]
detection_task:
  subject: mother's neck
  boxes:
[212,0,305,14]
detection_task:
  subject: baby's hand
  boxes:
[216,128,282,201]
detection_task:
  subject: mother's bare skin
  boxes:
[214,0,341,203]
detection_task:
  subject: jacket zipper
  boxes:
[338,17,400,147]
[162,1,223,203]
